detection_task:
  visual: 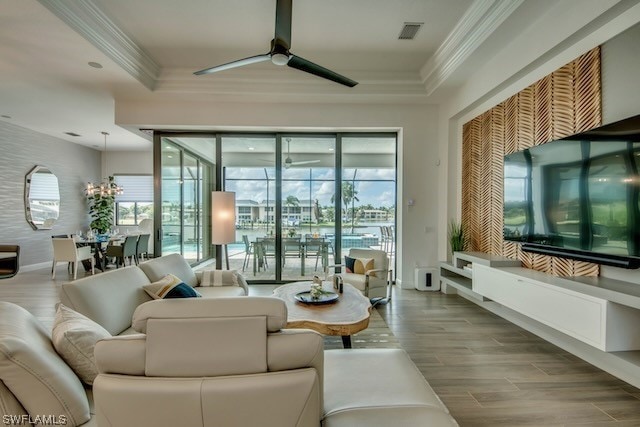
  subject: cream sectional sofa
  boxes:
[0,254,457,426]
[60,254,248,335]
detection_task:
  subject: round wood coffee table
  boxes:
[273,281,372,348]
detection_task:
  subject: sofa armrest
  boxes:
[95,334,146,376]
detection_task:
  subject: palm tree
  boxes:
[331,182,360,232]
[285,195,300,208]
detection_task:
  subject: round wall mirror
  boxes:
[24,165,60,230]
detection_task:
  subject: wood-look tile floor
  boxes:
[375,288,640,426]
[2,267,640,426]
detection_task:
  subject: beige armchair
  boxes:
[93,297,323,427]
[325,248,391,302]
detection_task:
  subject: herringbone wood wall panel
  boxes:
[461,47,601,277]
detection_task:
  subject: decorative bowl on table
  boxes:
[294,291,339,305]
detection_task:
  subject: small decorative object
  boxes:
[308,276,334,300]
[448,219,465,255]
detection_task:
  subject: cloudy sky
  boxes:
[225,167,396,208]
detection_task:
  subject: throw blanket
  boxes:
[200,269,239,287]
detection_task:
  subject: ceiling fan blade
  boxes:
[288,54,358,87]
[291,160,321,166]
[194,54,271,75]
[274,0,292,49]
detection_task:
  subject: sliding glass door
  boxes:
[222,135,276,281]
[159,137,213,264]
[155,132,396,278]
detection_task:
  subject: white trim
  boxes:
[420,0,524,95]
[37,0,160,90]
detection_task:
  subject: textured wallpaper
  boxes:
[0,121,101,267]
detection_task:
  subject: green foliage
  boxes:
[87,176,116,233]
[448,219,465,254]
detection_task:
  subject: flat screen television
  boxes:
[503,114,640,268]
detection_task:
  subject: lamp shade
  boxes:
[211,191,236,244]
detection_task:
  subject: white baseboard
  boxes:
[20,262,51,272]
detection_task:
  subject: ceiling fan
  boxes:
[194,0,358,87]
[284,138,320,169]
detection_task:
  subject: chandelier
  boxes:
[86,132,124,197]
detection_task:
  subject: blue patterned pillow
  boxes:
[143,274,202,299]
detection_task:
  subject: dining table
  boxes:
[75,234,125,272]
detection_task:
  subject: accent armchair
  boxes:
[325,248,391,302]
[93,297,323,427]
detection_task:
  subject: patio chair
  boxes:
[242,235,254,272]
[304,237,325,271]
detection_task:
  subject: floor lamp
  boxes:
[211,191,236,270]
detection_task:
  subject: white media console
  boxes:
[440,252,640,387]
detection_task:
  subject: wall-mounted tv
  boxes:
[503,114,640,269]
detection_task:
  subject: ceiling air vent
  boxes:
[64,132,81,137]
[398,22,423,40]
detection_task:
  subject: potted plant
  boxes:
[448,219,465,255]
[86,176,117,234]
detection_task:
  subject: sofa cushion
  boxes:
[200,269,239,287]
[324,349,452,417]
[322,406,458,427]
[60,266,153,335]
[0,302,90,427]
[138,254,198,287]
[143,274,202,300]
[51,304,111,385]
[344,256,375,276]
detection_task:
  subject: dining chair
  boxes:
[0,245,20,279]
[135,234,151,264]
[51,237,94,279]
[106,235,138,268]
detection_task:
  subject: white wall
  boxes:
[0,121,100,267]
[103,150,153,177]
[601,22,640,124]
[115,100,440,286]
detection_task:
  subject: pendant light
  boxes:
[85,132,124,197]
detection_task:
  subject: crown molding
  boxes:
[420,0,524,96]
[37,0,160,90]
[151,68,431,103]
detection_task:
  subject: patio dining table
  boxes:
[252,238,331,276]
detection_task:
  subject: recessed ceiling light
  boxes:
[88,62,103,69]
[248,147,255,151]
[0,115,11,119]
[329,148,334,151]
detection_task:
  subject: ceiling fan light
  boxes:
[271,52,289,66]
